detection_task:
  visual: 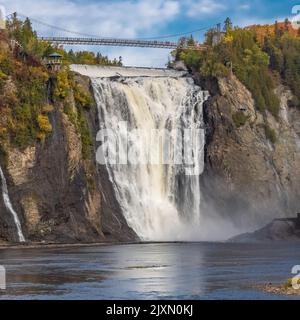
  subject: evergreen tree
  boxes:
[224,17,233,32]
[274,20,283,39]
[284,18,289,31]
[118,56,122,66]
[187,35,195,46]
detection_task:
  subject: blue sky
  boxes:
[1,0,299,67]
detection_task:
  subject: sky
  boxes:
[0,0,299,67]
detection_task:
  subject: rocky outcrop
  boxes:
[0,75,137,244]
[229,216,300,242]
[198,74,300,232]
[7,147,36,186]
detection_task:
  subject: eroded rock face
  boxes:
[7,147,36,185]
[199,75,300,232]
[0,76,137,243]
[20,196,40,233]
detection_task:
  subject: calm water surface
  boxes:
[0,242,299,300]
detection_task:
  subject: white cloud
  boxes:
[0,0,180,67]
[239,4,250,11]
[1,0,180,38]
[186,0,226,17]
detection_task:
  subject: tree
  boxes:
[68,49,76,63]
[96,52,101,64]
[224,17,233,32]
[187,35,195,46]
[275,20,283,39]
[118,56,122,66]
[284,18,290,31]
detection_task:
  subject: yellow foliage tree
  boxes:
[54,70,70,99]
[224,33,234,44]
[37,114,52,134]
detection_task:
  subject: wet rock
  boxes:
[198,74,300,232]
[228,216,300,242]
[172,61,188,72]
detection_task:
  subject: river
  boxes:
[0,242,299,300]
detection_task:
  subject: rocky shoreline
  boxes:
[260,284,300,296]
[229,215,300,242]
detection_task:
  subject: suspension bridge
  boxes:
[7,12,217,51]
[38,37,200,50]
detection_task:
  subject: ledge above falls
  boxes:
[70,64,188,78]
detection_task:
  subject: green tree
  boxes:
[224,17,233,32]
[284,18,289,31]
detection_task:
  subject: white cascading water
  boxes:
[0,165,25,242]
[71,65,209,241]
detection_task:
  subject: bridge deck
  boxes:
[39,37,207,50]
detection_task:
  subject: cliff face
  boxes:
[198,74,300,232]
[0,74,137,243]
[1,33,300,243]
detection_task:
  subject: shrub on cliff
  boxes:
[232,111,249,127]
[54,70,71,99]
[53,69,93,159]
[264,124,277,144]
[0,31,52,148]
[37,114,52,141]
[74,83,93,109]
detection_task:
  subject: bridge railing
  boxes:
[39,37,208,50]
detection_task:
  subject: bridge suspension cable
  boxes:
[9,12,218,41]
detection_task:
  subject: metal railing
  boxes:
[39,37,207,50]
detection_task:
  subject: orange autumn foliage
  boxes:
[247,21,298,44]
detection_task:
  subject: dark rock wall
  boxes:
[0,76,137,243]
[198,74,300,232]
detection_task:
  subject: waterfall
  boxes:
[72,65,209,241]
[0,165,25,242]
[92,73,208,241]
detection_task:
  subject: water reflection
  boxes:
[111,243,206,298]
[0,242,299,299]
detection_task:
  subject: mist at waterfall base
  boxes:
[69,65,241,242]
